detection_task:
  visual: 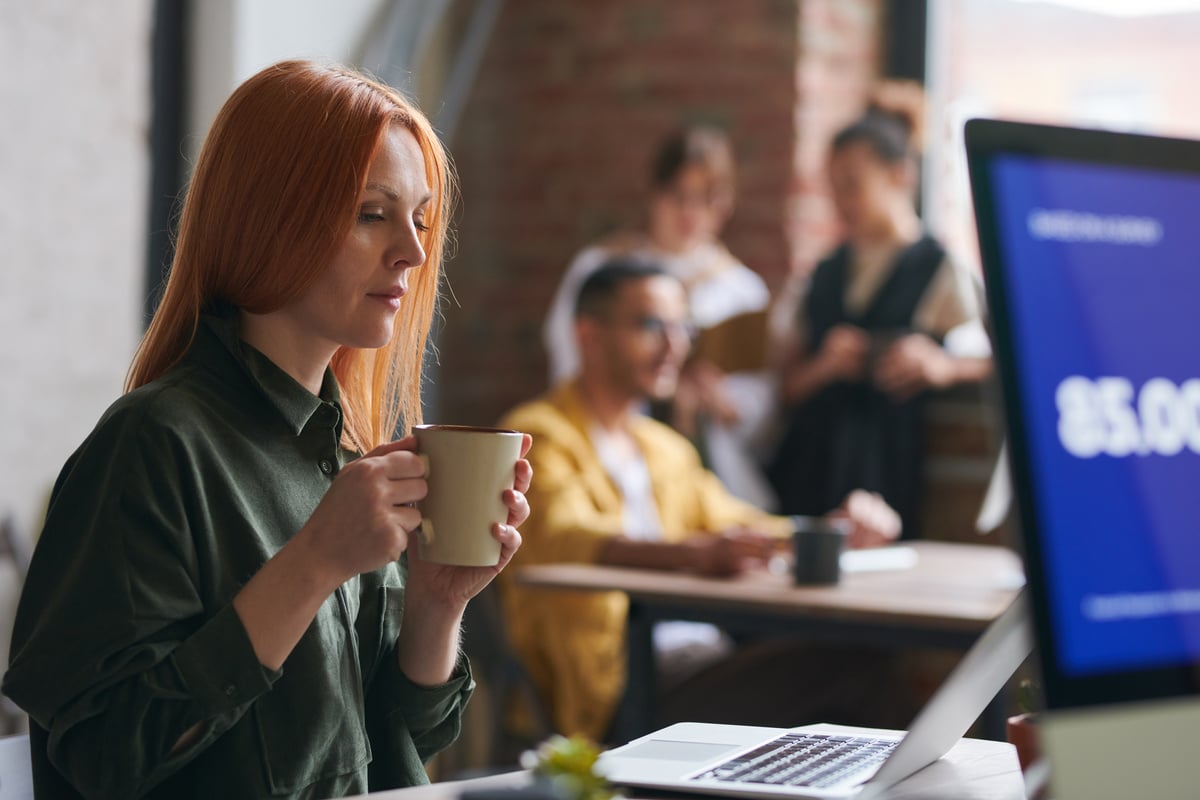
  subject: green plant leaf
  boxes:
[522,735,618,800]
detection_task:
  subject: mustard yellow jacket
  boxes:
[498,380,787,740]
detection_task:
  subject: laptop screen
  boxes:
[966,119,1200,708]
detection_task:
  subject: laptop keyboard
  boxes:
[692,733,898,790]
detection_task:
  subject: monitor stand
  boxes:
[1043,694,1200,799]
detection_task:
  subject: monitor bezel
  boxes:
[964,117,1200,710]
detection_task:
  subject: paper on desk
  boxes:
[976,443,1012,534]
[840,546,919,573]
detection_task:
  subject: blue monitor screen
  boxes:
[990,154,1200,677]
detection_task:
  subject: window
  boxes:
[924,0,1200,269]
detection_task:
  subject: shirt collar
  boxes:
[197,300,343,437]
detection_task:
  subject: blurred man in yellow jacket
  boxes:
[498,260,901,741]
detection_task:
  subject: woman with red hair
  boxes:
[4,60,530,799]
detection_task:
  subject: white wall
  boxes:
[0,0,154,541]
[188,0,389,158]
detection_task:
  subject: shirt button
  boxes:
[224,684,237,697]
[319,459,333,475]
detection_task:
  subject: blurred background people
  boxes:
[767,81,992,539]
[503,259,901,741]
[542,125,779,510]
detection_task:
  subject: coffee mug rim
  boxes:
[789,515,851,536]
[413,424,522,436]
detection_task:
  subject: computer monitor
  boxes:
[966,118,1200,799]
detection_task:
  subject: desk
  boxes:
[354,728,1025,799]
[517,542,1023,742]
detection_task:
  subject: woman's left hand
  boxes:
[827,489,902,549]
[405,434,532,606]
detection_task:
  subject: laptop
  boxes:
[597,592,1030,799]
[964,118,1200,798]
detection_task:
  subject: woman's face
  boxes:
[647,164,721,253]
[283,124,432,357]
[827,140,910,240]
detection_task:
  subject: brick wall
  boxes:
[790,0,882,276]
[922,385,1008,546]
[439,0,883,426]
[435,0,1003,545]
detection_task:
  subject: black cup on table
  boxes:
[791,516,849,585]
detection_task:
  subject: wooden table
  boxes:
[516,542,1024,742]
[353,728,1025,799]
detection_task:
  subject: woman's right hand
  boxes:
[816,324,870,383]
[232,437,428,672]
[297,437,427,588]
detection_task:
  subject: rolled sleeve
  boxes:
[173,604,281,714]
[371,652,473,734]
[364,653,474,787]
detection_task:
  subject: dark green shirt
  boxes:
[3,305,473,799]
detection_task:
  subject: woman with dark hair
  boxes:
[4,60,531,799]
[767,81,991,538]
[543,125,777,509]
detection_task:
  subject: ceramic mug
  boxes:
[412,424,524,567]
[791,516,849,585]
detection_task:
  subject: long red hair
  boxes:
[127,60,454,451]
